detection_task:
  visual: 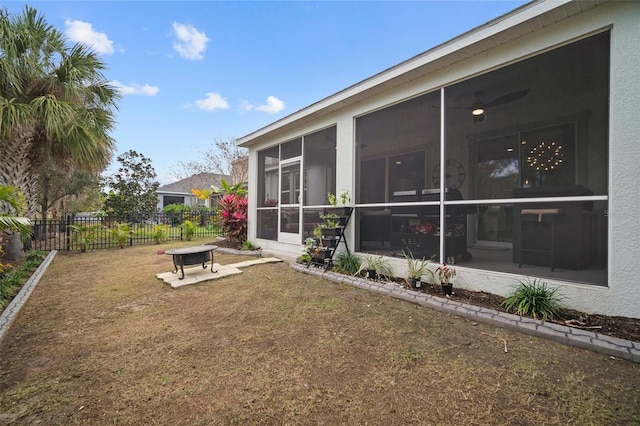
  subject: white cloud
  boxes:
[239,100,254,112]
[171,22,210,60]
[64,19,114,55]
[256,96,285,114]
[111,81,159,96]
[240,96,285,114]
[195,92,229,111]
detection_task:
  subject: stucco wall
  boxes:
[247,2,640,317]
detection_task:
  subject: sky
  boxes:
[1,0,528,185]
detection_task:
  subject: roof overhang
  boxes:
[237,0,605,148]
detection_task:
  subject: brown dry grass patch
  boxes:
[1,237,639,425]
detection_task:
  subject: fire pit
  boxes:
[165,245,218,280]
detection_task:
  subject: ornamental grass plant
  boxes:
[501,278,563,321]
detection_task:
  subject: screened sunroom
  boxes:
[239,0,640,318]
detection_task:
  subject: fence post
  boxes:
[65,215,72,251]
[129,221,134,247]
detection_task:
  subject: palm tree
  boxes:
[0,185,31,261]
[0,6,120,217]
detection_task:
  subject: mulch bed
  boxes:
[416,283,640,343]
[214,238,640,343]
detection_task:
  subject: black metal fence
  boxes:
[27,211,224,252]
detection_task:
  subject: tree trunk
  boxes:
[0,133,39,217]
[2,231,25,262]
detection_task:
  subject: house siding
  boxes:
[242,1,640,318]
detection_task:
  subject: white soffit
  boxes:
[237,0,603,147]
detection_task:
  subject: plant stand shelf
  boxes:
[307,207,353,271]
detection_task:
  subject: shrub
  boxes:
[0,250,45,310]
[111,222,131,248]
[70,224,100,252]
[152,224,168,244]
[241,240,258,251]
[501,278,563,321]
[162,203,190,225]
[23,250,46,268]
[182,220,196,241]
[218,194,247,246]
[336,251,361,275]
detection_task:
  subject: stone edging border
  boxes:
[291,263,640,363]
[0,250,58,345]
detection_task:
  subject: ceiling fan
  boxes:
[435,88,530,122]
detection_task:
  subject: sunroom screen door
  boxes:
[278,159,302,244]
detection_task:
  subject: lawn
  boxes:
[0,237,639,425]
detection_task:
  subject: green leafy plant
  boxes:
[339,189,351,206]
[298,252,312,264]
[70,224,100,252]
[299,238,316,264]
[162,203,190,225]
[313,225,323,240]
[111,222,131,248]
[327,190,351,206]
[323,218,340,228]
[151,224,168,244]
[356,255,392,280]
[502,278,563,321]
[404,250,434,280]
[241,240,258,251]
[182,220,197,241]
[0,250,45,309]
[336,251,361,275]
[212,179,247,197]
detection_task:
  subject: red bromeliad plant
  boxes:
[218,194,248,246]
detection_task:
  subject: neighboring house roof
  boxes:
[157,172,230,195]
[237,0,601,148]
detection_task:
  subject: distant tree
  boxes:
[0,6,120,216]
[36,158,102,218]
[171,137,248,183]
[63,178,104,215]
[103,150,159,220]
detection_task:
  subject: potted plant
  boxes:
[404,250,434,290]
[304,236,330,266]
[339,189,351,206]
[327,190,353,215]
[356,255,392,280]
[436,262,457,296]
[321,212,343,230]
